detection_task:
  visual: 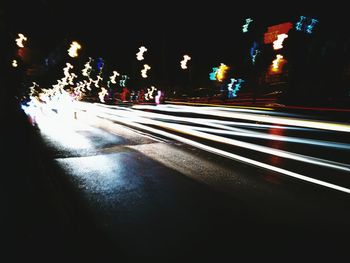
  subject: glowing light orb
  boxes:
[273,33,288,50]
[270,54,287,74]
[110,71,120,84]
[68,41,81,58]
[82,57,92,77]
[141,64,151,78]
[15,33,27,48]
[180,55,191,69]
[136,46,147,61]
[295,16,318,34]
[12,59,18,67]
[216,63,229,82]
[209,67,219,80]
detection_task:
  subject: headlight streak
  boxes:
[90,105,350,173]
[94,103,326,140]
[189,126,350,150]
[133,104,350,133]
[86,107,350,195]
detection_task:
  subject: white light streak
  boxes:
[76,102,350,195]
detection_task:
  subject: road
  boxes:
[29,102,350,261]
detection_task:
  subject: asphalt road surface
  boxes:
[24,103,350,261]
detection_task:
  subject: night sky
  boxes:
[2,0,349,88]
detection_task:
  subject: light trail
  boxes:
[87,106,350,195]
[134,104,350,133]
[85,103,350,173]
[33,101,350,194]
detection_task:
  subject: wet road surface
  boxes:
[29,105,350,261]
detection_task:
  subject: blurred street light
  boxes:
[242,18,253,33]
[136,46,147,61]
[12,59,18,67]
[216,63,229,82]
[68,41,81,57]
[180,55,191,69]
[15,33,27,48]
[141,64,151,78]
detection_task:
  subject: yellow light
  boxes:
[68,41,81,58]
[216,63,229,82]
[270,54,286,74]
[110,71,120,84]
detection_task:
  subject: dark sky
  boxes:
[3,0,349,87]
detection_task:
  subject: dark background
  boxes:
[2,1,350,103]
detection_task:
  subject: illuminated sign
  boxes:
[273,33,288,50]
[264,22,293,44]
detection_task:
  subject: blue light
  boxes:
[295,16,318,34]
[250,41,259,65]
[306,18,318,34]
[227,78,245,98]
[295,16,306,31]
[209,67,218,81]
[97,57,104,71]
